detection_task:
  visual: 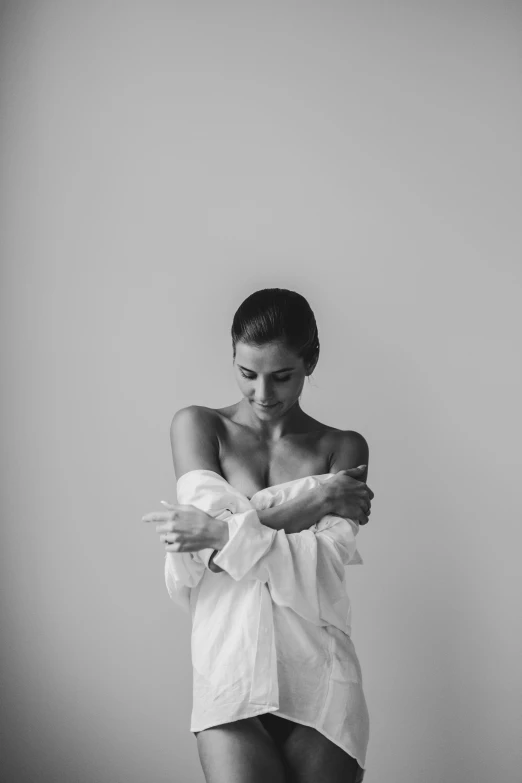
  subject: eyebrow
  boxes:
[238,365,295,374]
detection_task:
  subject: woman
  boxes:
[143,288,374,783]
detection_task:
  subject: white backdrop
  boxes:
[0,2,521,782]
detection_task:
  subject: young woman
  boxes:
[143,288,374,783]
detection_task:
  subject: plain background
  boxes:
[1,2,521,782]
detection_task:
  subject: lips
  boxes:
[255,402,279,408]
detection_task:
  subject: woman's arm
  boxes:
[206,433,370,620]
[171,406,335,531]
[170,405,338,572]
[256,489,333,532]
[207,430,371,573]
[253,429,371,532]
[329,429,369,483]
[209,511,362,631]
[170,408,371,573]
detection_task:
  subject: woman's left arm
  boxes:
[208,430,371,572]
[206,431,371,624]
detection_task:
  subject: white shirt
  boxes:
[165,469,370,770]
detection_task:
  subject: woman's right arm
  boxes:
[256,490,336,532]
[170,407,348,573]
[171,406,335,533]
[256,460,372,532]
[171,407,371,533]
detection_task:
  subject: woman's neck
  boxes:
[236,398,308,441]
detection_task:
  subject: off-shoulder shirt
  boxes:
[164,469,370,770]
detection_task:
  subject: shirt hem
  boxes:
[268,711,367,771]
[191,708,366,770]
[190,705,280,734]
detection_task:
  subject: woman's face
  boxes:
[233,339,310,419]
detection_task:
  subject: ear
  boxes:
[305,356,318,376]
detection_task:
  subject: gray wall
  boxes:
[1,2,520,782]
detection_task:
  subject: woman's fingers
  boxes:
[359,487,374,502]
[142,511,174,523]
[155,521,175,534]
[142,506,190,538]
[142,504,193,523]
[359,499,371,524]
[143,507,194,537]
[160,533,178,543]
[161,532,186,551]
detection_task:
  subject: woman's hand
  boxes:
[142,502,229,552]
[322,466,374,525]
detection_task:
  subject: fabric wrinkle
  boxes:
[164,468,370,770]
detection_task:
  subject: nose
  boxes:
[254,376,274,402]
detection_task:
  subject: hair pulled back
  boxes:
[231,288,320,371]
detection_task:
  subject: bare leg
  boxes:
[195,716,288,783]
[281,723,365,783]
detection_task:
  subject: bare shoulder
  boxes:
[170,405,223,476]
[323,427,370,478]
[170,404,221,432]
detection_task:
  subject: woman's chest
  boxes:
[217,427,331,499]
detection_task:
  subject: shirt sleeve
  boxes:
[163,506,236,611]
[211,509,361,632]
[164,551,206,613]
[165,470,245,609]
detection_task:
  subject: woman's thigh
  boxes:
[279,721,365,783]
[195,716,288,783]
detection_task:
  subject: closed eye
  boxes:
[239,371,292,383]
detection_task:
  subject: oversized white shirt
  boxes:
[165,469,370,769]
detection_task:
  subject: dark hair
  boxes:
[231,288,320,370]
